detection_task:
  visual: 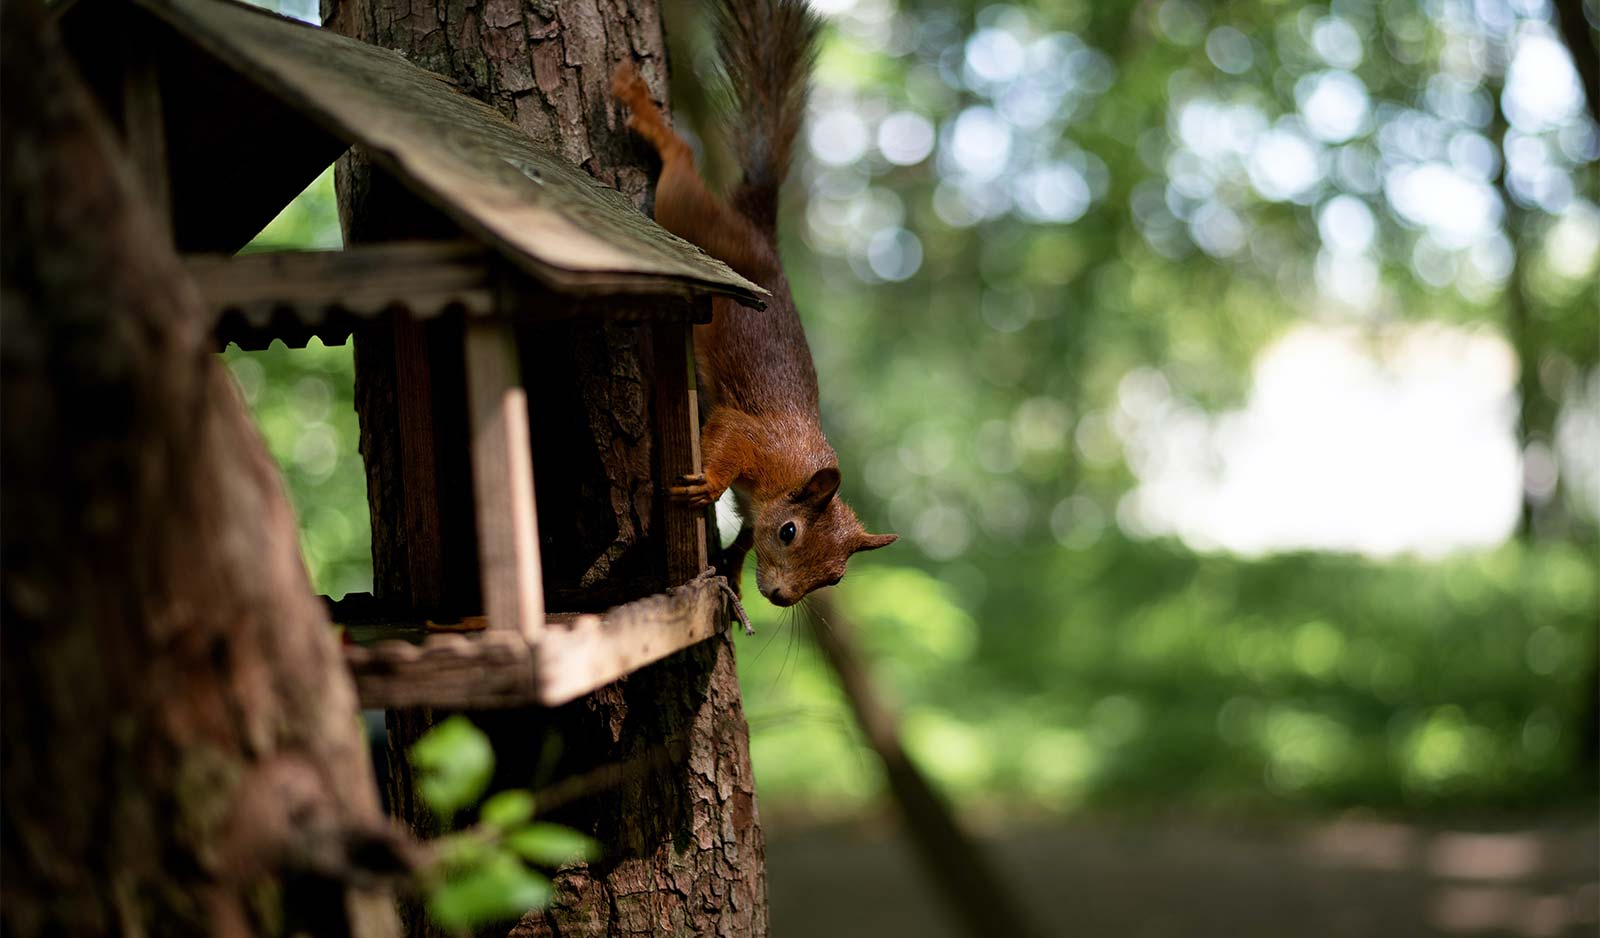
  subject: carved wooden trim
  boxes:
[189,241,495,349]
[193,242,721,350]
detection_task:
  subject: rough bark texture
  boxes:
[0,3,401,936]
[319,0,768,933]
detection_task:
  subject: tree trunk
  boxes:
[0,3,402,936]
[804,595,1044,938]
[319,0,768,933]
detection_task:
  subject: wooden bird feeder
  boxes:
[58,0,762,707]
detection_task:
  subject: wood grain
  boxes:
[120,25,170,242]
[652,318,708,584]
[343,631,536,710]
[532,573,725,706]
[342,574,727,709]
[464,318,544,643]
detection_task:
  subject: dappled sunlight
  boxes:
[224,338,371,599]
[1298,819,1598,936]
[1428,831,1543,881]
[1117,321,1524,557]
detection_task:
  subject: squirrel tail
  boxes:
[715,0,821,235]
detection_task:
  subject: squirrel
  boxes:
[613,0,896,608]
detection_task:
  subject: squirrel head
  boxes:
[751,467,897,606]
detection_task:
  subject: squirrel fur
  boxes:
[613,0,896,607]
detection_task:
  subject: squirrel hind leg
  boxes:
[611,64,692,162]
[612,63,772,280]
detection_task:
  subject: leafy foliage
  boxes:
[504,824,602,866]
[411,716,495,820]
[735,535,1595,815]
[427,853,553,933]
[409,719,599,932]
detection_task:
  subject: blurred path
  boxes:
[766,816,1598,938]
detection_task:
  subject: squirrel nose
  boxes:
[767,588,793,607]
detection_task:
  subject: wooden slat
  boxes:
[388,316,447,609]
[653,318,708,584]
[121,25,171,242]
[345,630,535,709]
[131,0,766,306]
[533,574,724,706]
[464,318,544,644]
[690,296,715,555]
[342,574,728,709]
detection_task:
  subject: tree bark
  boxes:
[320,0,768,933]
[0,2,402,936]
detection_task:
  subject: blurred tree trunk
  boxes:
[804,595,1045,938]
[320,0,768,934]
[1551,0,1598,129]
[1491,32,1599,768]
[1489,63,1557,540]
[0,2,402,936]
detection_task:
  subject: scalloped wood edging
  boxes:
[191,242,716,351]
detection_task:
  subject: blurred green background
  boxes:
[230,0,1597,827]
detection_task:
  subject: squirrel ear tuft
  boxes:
[854,532,898,553]
[796,466,841,508]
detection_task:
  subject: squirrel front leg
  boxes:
[668,407,758,508]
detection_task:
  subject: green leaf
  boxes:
[479,789,536,829]
[410,716,494,818]
[505,823,599,866]
[427,851,552,931]
[433,832,490,870]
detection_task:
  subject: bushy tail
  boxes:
[714,0,821,234]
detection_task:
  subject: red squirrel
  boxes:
[613,0,896,607]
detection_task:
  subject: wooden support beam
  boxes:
[343,631,535,710]
[465,317,543,644]
[653,316,708,585]
[387,315,449,610]
[533,572,725,705]
[121,26,170,243]
[341,574,727,709]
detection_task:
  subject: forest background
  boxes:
[230,0,1598,827]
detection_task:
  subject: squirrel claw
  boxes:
[668,473,717,508]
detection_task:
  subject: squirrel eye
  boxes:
[779,521,797,544]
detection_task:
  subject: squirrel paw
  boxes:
[611,63,649,109]
[668,473,718,509]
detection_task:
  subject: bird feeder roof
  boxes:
[60,0,764,306]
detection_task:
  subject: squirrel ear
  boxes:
[796,467,841,508]
[854,532,898,553]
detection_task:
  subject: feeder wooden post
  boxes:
[465,317,543,642]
